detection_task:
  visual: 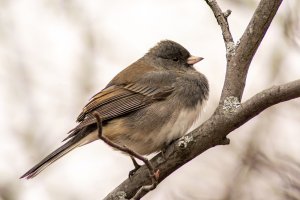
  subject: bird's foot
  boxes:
[129,156,141,179]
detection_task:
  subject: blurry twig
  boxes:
[282,0,300,49]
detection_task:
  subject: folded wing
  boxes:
[64,83,174,141]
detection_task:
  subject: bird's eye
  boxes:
[172,57,179,62]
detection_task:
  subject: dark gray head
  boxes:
[145,40,203,71]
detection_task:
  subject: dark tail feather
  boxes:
[20,138,84,179]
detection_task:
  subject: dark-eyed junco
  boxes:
[21,40,209,179]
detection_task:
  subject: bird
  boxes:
[20,40,209,179]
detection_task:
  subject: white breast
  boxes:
[155,101,204,147]
[106,100,207,155]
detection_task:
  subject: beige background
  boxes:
[0,0,300,199]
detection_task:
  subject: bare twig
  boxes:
[204,0,234,61]
[93,112,158,200]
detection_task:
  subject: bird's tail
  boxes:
[20,130,98,179]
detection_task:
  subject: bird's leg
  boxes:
[161,142,171,159]
[93,112,159,197]
[160,139,176,160]
[129,156,141,179]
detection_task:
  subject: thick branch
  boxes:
[104,79,300,200]
[236,79,300,124]
[220,0,283,103]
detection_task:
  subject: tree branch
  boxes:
[204,0,234,61]
[220,0,283,103]
[104,79,300,199]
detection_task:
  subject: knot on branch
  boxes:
[220,137,230,145]
[222,96,241,113]
[177,135,194,150]
[226,41,236,57]
[223,9,232,18]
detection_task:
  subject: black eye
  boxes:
[172,57,179,62]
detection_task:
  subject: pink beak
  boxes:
[187,56,204,65]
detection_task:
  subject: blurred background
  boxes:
[0,0,300,199]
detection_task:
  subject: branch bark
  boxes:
[103,0,297,199]
[220,0,283,103]
[104,79,300,200]
[204,0,234,61]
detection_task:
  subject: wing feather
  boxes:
[65,83,174,141]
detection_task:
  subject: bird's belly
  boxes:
[153,103,202,147]
[101,100,204,155]
[127,101,203,155]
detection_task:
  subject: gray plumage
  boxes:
[20,40,209,179]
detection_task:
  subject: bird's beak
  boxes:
[187,56,204,65]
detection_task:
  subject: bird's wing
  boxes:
[64,83,174,141]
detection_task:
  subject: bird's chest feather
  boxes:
[154,101,203,146]
[110,100,204,155]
